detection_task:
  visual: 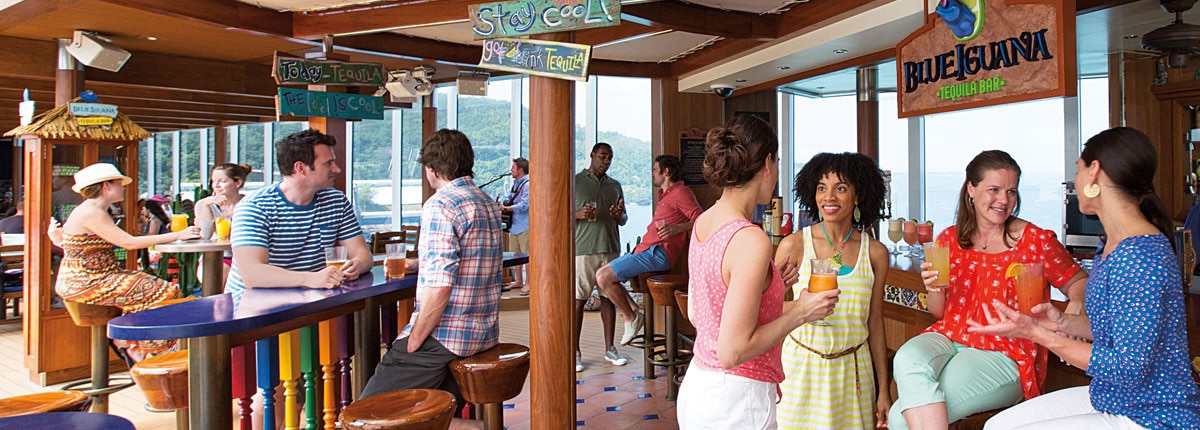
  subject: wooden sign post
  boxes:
[895,0,1076,117]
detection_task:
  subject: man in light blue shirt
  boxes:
[500,157,529,294]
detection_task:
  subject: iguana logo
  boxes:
[937,0,985,41]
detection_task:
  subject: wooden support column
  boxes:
[307,88,348,193]
[856,67,879,161]
[213,124,228,164]
[420,95,436,202]
[528,31,576,430]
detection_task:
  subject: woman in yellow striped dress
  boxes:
[774,153,891,428]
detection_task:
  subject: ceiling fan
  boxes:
[1142,0,1200,68]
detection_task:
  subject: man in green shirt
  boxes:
[573,142,632,372]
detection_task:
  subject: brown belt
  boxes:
[790,337,863,359]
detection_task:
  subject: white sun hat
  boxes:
[72,163,132,193]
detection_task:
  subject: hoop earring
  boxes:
[853,205,861,223]
[968,197,974,205]
[1083,183,1100,198]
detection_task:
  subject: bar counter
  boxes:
[108,252,529,430]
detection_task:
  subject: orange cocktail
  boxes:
[923,242,950,288]
[214,218,231,240]
[809,259,838,326]
[170,214,189,232]
[1011,262,1044,314]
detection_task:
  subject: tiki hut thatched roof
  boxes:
[4,97,150,140]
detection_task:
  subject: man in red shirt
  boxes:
[595,155,704,346]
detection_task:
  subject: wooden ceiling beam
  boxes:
[575,22,667,47]
[291,0,477,39]
[0,0,84,29]
[96,0,295,41]
[0,76,274,109]
[0,36,57,78]
[84,50,277,97]
[621,2,777,41]
[0,93,273,119]
[336,33,480,66]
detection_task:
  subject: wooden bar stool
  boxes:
[673,289,695,385]
[130,350,188,429]
[626,271,666,379]
[339,388,456,430]
[448,343,531,430]
[646,274,690,400]
[0,391,91,417]
[61,301,135,414]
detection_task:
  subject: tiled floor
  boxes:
[0,291,681,429]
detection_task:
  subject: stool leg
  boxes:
[91,326,110,413]
[176,408,189,430]
[642,292,655,379]
[482,402,503,430]
[665,308,678,401]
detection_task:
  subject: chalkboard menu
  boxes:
[478,38,591,81]
[276,88,384,120]
[680,130,707,186]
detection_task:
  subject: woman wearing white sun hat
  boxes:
[48,163,200,361]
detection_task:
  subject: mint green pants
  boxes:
[888,332,1024,430]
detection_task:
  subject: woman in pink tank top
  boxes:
[677,115,839,430]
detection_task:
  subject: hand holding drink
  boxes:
[384,243,411,279]
[923,242,950,291]
[808,258,839,326]
[323,245,348,287]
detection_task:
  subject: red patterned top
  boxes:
[924,223,1081,399]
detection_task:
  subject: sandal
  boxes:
[519,284,530,296]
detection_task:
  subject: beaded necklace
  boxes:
[821,222,854,276]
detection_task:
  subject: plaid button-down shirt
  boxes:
[400,176,504,357]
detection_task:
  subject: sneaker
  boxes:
[619,311,644,346]
[603,347,629,366]
[575,353,584,372]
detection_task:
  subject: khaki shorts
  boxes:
[574,252,617,301]
[508,231,529,253]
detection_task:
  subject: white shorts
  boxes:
[677,366,778,430]
[984,386,1146,430]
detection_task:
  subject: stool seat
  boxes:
[449,343,530,404]
[64,301,121,326]
[130,350,189,411]
[339,389,456,430]
[0,391,91,417]
[674,290,689,322]
[949,409,1003,429]
[646,274,688,305]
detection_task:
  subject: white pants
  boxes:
[677,366,778,430]
[984,386,1146,430]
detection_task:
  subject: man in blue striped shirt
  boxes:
[225,129,372,301]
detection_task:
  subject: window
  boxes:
[152,133,175,197]
[458,79,515,200]
[596,76,652,250]
[924,99,1066,234]
[351,111,396,233]
[1079,77,1110,145]
[878,92,910,233]
[179,130,203,197]
[237,124,266,191]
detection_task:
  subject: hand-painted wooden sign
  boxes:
[69,103,118,117]
[470,0,620,39]
[276,88,384,120]
[77,117,113,126]
[478,38,591,81]
[273,55,387,86]
[895,0,1076,118]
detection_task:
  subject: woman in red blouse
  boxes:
[887,150,1088,430]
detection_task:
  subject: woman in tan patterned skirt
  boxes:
[48,163,199,361]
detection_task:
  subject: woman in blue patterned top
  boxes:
[969,127,1200,429]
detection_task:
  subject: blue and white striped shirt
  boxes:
[224,184,363,300]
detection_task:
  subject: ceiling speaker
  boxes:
[66,30,130,72]
[457,72,489,96]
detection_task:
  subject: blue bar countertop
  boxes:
[108,252,528,341]
[0,412,135,430]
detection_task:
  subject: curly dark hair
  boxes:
[794,152,886,230]
[419,129,475,180]
[703,114,777,188]
[276,129,337,176]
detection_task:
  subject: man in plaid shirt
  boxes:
[361,129,504,429]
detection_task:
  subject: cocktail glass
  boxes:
[1013,262,1045,314]
[902,220,919,257]
[923,242,950,290]
[917,222,934,246]
[170,214,189,233]
[808,258,838,326]
[887,219,903,255]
